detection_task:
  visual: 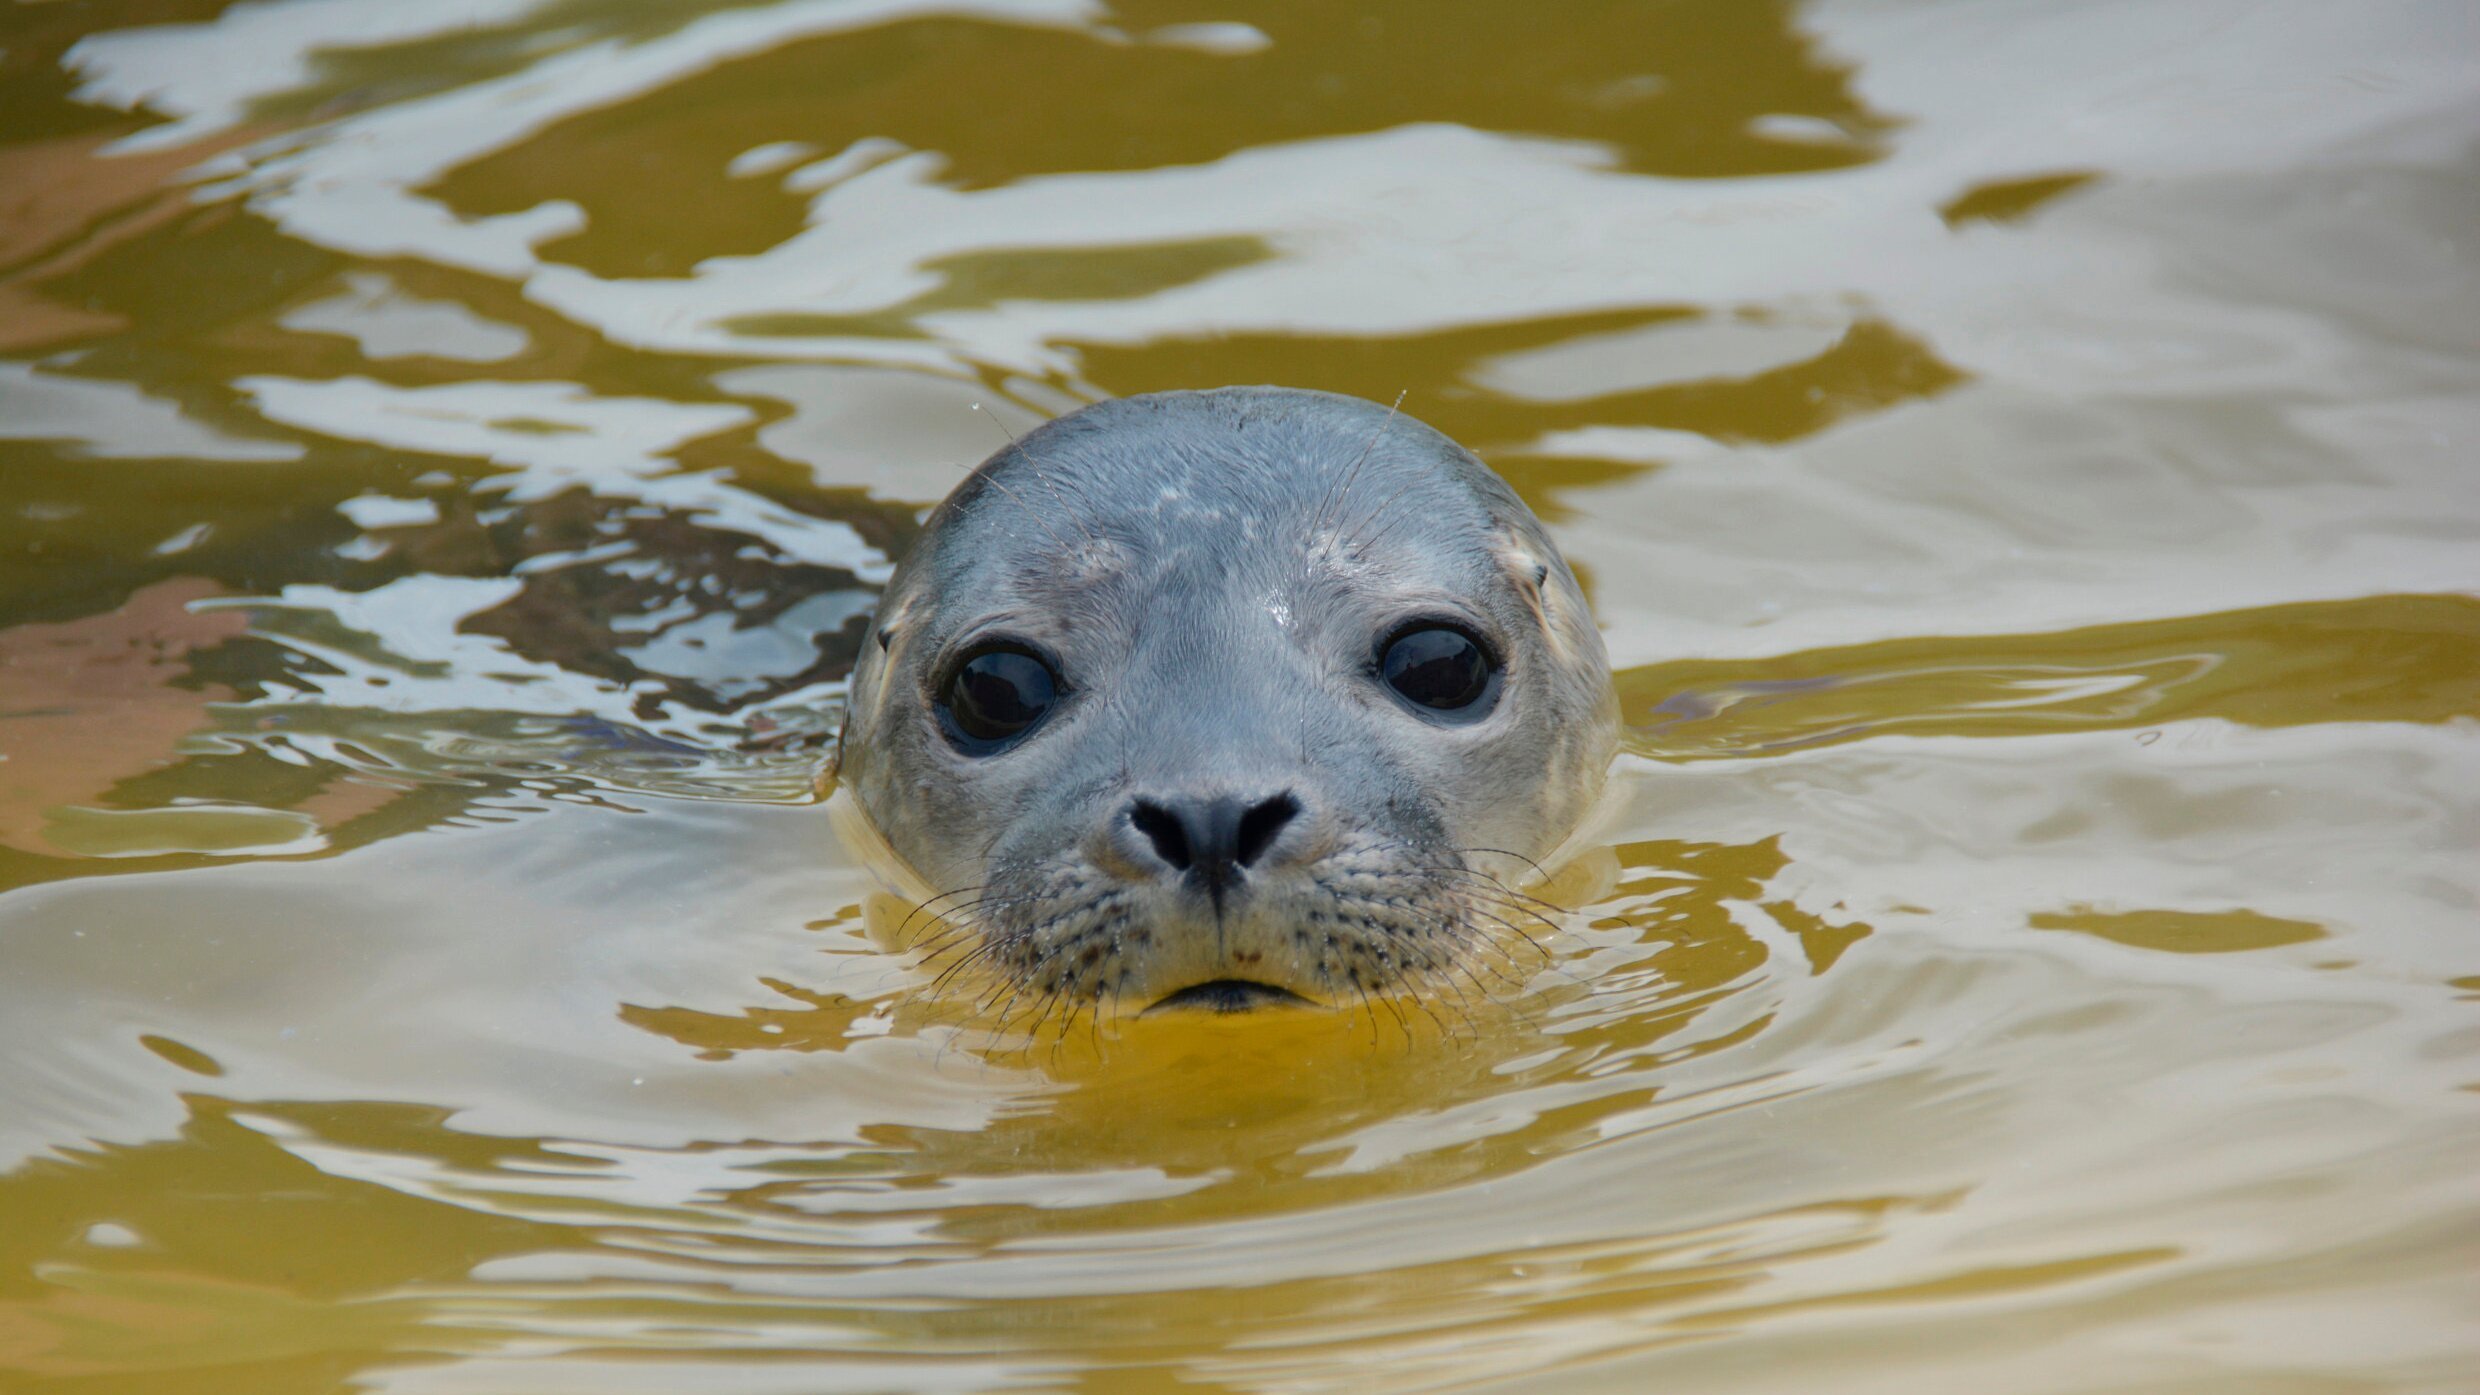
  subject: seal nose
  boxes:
[1127,792,1300,910]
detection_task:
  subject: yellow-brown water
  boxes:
[3,1,2475,1389]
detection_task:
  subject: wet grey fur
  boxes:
[837,387,1617,1016]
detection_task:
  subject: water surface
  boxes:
[3,1,2476,1390]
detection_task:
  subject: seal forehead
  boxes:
[918,390,1520,607]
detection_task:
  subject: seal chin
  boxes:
[1144,979,1317,1015]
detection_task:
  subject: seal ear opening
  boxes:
[1493,532,1600,669]
[1494,535,1557,629]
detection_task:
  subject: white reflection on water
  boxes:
[0,361,306,462]
[281,272,532,363]
[73,0,2465,382]
[239,377,755,488]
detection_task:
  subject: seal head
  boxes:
[837,388,1616,1016]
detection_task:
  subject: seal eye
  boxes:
[937,644,1058,752]
[1379,624,1498,717]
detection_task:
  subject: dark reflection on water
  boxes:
[1,463,911,886]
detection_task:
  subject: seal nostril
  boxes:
[1234,793,1300,869]
[1126,792,1301,901]
[1129,799,1191,870]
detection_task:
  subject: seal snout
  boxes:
[1125,790,1303,912]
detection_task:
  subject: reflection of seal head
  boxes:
[837,388,1616,1016]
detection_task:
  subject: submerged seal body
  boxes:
[836,387,1616,1017]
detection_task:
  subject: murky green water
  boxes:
[3,1,2476,1390]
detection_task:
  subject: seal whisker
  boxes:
[925,937,1016,1002]
[1370,857,1570,942]
[1395,905,1546,1027]
[968,398,1110,555]
[909,930,984,978]
[1384,943,1475,1042]
[1034,989,1078,1066]
[1444,874,1568,922]
[1309,387,1407,542]
[976,973,1042,1039]
[970,400,1021,447]
[908,921,986,963]
[1414,950,1493,1042]
[1339,473,1437,560]
[1408,881,1562,953]
[911,883,1086,956]
[1085,986,1113,1055]
[1065,983,1109,1054]
[1022,974,1092,1050]
[1346,973,1396,1050]
[969,472,1090,560]
[965,937,1047,1013]
[1427,929,1527,997]
[920,918,1008,975]
[1454,904,1561,970]
[910,895,1050,969]
[910,888,1045,942]
[1329,888,1543,1028]
[1015,427,1128,562]
[1336,892,1516,1002]
[1412,868,1570,926]
[1311,895,1489,1039]
[1453,845,1561,890]
[906,906,1001,961]
[1446,931,1536,1002]
[897,884,994,941]
[1337,849,1566,943]
[1381,980,1432,1047]
[1353,834,1567,915]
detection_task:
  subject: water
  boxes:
[3,1,2475,1390]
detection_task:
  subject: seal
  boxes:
[835,387,1616,1020]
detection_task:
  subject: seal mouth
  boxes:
[1144,978,1315,1015]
